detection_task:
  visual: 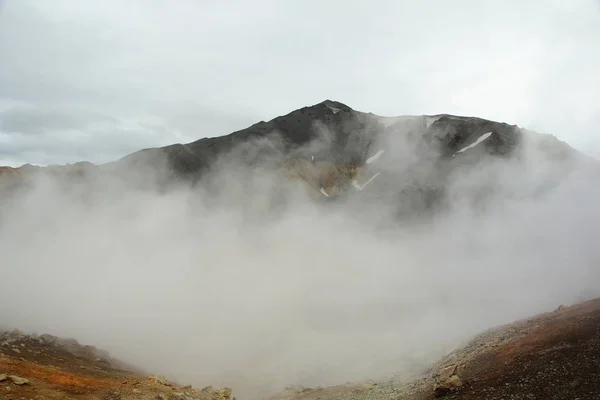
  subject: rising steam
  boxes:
[1,123,599,399]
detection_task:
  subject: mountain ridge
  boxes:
[0,100,593,208]
[0,99,582,170]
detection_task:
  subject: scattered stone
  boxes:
[8,375,30,385]
[11,348,21,354]
[155,394,168,400]
[284,385,305,393]
[446,375,463,388]
[555,305,566,312]
[132,388,141,394]
[0,374,7,382]
[104,389,122,399]
[438,364,458,381]
[148,374,171,386]
[213,387,233,400]
[201,386,233,400]
[9,329,23,337]
[39,334,58,345]
[434,384,452,397]
[434,374,463,397]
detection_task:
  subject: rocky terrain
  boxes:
[2,298,599,399]
[0,330,233,400]
[269,298,600,400]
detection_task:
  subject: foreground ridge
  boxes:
[2,298,599,399]
[269,298,600,400]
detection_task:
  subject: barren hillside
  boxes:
[2,298,599,399]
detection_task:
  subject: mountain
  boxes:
[1,101,600,399]
[0,100,594,217]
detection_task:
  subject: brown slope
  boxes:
[269,298,600,400]
[0,330,232,400]
[423,298,600,399]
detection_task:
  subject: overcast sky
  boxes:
[0,0,599,166]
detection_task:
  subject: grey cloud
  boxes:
[0,105,256,166]
[0,0,599,165]
[0,106,119,135]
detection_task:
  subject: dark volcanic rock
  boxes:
[106,100,539,189]
[0,99,593,213]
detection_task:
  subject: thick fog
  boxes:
[1,127,599,399]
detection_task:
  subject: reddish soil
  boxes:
[269,298,600,400]
[0,331,231,400]
[416,298,600,399]
[2,298,600,400]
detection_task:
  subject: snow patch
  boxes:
[326,105,341,114]
[426,116,442,128]
[453,132,493,156]
[366,150,385,164]
[352,172,381,191]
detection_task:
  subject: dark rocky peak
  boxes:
[425,115,521,157]
[1,100,592,199]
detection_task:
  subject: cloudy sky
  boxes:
[0,0,598,166]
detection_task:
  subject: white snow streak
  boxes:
[366,150,385,164]
[352,172,381,191]
[327,105,341,114]
[426,116,442,128]
[453,132,493,156]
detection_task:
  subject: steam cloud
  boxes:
[1,124,599,399]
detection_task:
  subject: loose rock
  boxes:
[9,375,30,385]
[148,374,171,386]
[438,364,458,381]
[434,374,463,397]
[201,386,233,400]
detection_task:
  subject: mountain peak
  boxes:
[0,101,590,204]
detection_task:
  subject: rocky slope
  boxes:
[268,298,600,400]
[0,330,232,400]
[2,298,599,400]
[1,100,593,209]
